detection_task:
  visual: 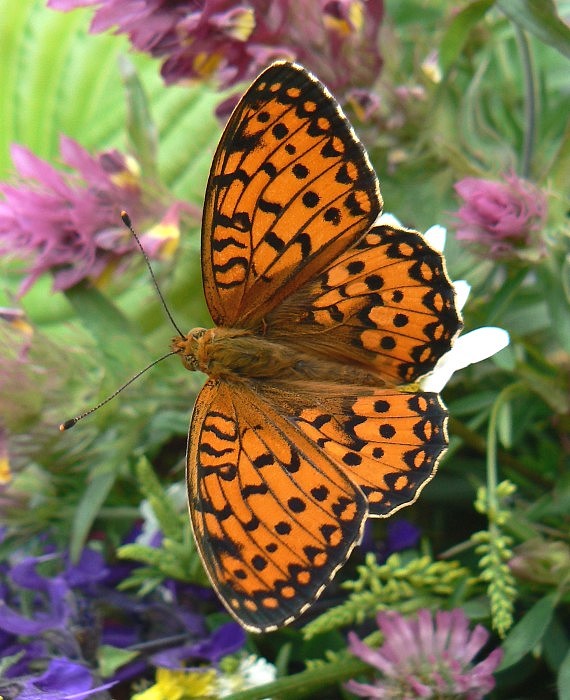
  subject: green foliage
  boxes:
[117,457,207,594]
[1,0,569,697]
[303,553,470,639]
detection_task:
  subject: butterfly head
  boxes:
[171,328,208,372]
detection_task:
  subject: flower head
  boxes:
[509,538,570,586]
[4,658,116,700]
[131,667,219,700]
[48,1,384,115]
[452,173,548,260]
[0,137,186,295]
[217,654,277,696]
[346,609,503,699]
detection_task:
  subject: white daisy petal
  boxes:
[424,224,447,252]
[376,212,403,228]
[453,280,471,311]
[420,327,510,392]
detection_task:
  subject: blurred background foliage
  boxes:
[0,0,569,698]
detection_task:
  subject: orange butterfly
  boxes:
[172,62,462,632]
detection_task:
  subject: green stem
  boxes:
[448,417,552,488]
[486,382,526,522]
[225,657,372,700]
[514,26,536,178]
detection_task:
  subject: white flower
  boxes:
[420,326,510,392]
[378,214,510,392]
[217,655,276,698]
[136,482,187,547]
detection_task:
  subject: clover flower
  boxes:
[346,609,503,699]
[453,172,548,260]
[0,137,185,295]
[48,0,384,115]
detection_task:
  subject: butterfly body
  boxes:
[180,61,462,632]
[173,327,386,386]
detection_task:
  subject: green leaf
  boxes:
[70,470,117,560]
[497,400,513,449]
[120,57,159,180]
[98,645,139,679]
[64,283,149,380]
[439,0,496,73]
[498,593,557,670]
[497,0,570,58]
[559,648,570,700]
[135,456,182,541]
[537,257,570,354]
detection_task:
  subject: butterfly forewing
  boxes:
[202,61,382,328]
[188,381,367,632]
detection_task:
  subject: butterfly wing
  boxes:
[188,380,367,632]
[266,224,463,384]
[259,382,448,517]
[202,61,382,328]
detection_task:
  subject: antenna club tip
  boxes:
[121,211,132,228]
[59,419,77,431]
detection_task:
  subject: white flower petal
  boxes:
[376,212,403,228]
[424,224,446,252]
[452,327,510,368]
[453,280,471,311]
[420,327,510,392]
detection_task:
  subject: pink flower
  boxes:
[346,609,503,699]
[453,173,547,259]
[48,1,384,115]
[0,137,188,295]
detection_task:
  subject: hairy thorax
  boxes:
[171,327,386,387]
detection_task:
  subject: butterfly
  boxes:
[172,61,462,633]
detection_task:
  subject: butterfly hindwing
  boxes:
[267,224,462,384]
[260,382,448,516]
[202,61,382,328]
[188,380,367,632]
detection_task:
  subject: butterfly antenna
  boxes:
[120,211,185,337]
[59,350,177,431]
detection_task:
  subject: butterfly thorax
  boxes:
[172,327,387,386]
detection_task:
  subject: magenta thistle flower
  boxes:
[0,137,186,295]
[346,609,503,699]
[453,173,547,260]
[48,1,384,113]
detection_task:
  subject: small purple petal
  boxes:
[65,548,108,588]
[16,658,117,700]
[0,579,69,634]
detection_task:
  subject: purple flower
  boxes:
[453,173,548,260]
[360,519,421,561]
[150,621,245,669]
[5,658,116,700]
[0,137,186,295]
[346,609,503,699]
[48,1,384,115]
